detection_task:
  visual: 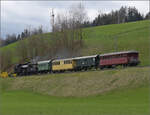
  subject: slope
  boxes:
[0,20,149,66]
[0,67,149,97]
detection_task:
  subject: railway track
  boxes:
[56,65,150,75]
[18,65,150,77]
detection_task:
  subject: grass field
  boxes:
[0,20,150,66]
[0,67,150,115]
[1,86,150,115]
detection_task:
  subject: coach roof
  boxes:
[53,55,99,62]
[100,50,138,57]
[73,55,99,60]
[37,60,51,64]
[52,58,74,62]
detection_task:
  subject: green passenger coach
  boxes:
[73,55,100,71]
[37,60,52,73]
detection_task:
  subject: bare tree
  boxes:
[16,39,28,62]
[0,50,12,72]
[0,38,2,72]
[51,3,88,58]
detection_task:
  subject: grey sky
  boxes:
[1,1,149,39]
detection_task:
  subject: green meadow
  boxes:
[1,86,150,115]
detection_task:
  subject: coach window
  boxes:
[53,62,56,65]
[93,58,95,61]
[64,60,71,64]
[53,61,60,65]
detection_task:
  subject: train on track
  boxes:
[13,50,140,76]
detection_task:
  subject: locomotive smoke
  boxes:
[54,48,81,59]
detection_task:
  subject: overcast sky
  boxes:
[1,1,149,39]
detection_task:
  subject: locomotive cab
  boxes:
[14,62,38,76]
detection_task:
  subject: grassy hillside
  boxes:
[0,20,150,66]
[0,67,150,115]
[82,20,150,66]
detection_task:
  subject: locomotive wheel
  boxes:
[100,66,104,69]
[84,68,87,71]
[123,64,127,67]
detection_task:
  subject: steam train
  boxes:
[14,50,140,76]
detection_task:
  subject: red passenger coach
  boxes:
[99,51,140,69]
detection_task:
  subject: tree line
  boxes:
[0,25,44,47]
[83,6,149,27]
